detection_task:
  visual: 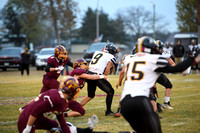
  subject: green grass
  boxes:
[0,68,200,133]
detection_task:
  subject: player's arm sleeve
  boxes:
[56,114,71,133]
[111,57,117,65]
[30,100,51,118]
[155,56,195,73]
[67,61,73,67]
[68,100,85,116]
[45,63,52,72]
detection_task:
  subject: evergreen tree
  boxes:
[176,0,197,32]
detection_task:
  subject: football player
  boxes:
[152,40,175,110]
[71,58,107,89]
[40,45,73,93]
[80,43,118,116]
[119,36,200,133]
[18,76,85,133]
[65,58,107,117]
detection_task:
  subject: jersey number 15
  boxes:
[125,61,146,81]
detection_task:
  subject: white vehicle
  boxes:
[35,48,54,70]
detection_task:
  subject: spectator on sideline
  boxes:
[187,39,199,74]
[173,40,185,64]
[115,46,122,75]
[20,48,31,76]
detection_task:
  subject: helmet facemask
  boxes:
[55,45,68,62]
[58,51,68,61]
[73,58,89,71]
[80,62,89,71]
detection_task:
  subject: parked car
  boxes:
[83,42,108,63]
[35,48,54,70]
[0,47,24,71]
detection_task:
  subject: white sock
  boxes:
[165,97,170,103]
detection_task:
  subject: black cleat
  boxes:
[105,110,115,116]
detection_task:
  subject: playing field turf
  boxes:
[0,68,200,133]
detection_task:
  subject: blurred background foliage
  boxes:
[0,0,198,48]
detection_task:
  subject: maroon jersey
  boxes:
[46,55,70,79]
[70,68,86,89]
[18,89,85,133]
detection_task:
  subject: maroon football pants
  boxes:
[18,113,59,133]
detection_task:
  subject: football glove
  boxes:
[22,125,32,133]
[55,66,64,71]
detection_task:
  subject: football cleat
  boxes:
[157,102,164,113]
[105,110,115,116]
[114,107,121,117]
[114,112,121,117]
[88,115,99,129]
[163,101,173,109]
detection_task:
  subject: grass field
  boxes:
[0,68,200,133]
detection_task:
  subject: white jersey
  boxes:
[120,53,169,101]
[163,47,173,57]
[89,51,116,74]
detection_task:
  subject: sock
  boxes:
[165,97,170,103]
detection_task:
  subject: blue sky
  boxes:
[0,0,178,32]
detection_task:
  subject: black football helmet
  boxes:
[155,40,164,53]
[155,40,164,49]
[104,43,118,55]
[136,36,160,54]
[131,45,137,54]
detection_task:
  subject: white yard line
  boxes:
[172,122,187,126]
[0,120,18,125]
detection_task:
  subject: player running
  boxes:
[71,58,107,89]
[120,36,200,133]
[80,43,118,116]
[65,58,107,117]
[40,45,73,93]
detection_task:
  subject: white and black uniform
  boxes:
[152,49,173,101]
[87,51,116,112]
[120,53,195,133]
[89,51,116,74]
[163,47,173,57]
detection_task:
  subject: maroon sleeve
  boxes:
[56,114,71,133]
[30,100,51,118]
[70,69,86,76]
[47,56,54,64]
[68,100,85,116]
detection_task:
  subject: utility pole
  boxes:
[96,0,99,40]
[153,3,156,39]
[198,0,200,44]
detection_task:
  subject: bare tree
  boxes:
[43,0,78,45]
[121,6,169,40]
[123,6,152,39]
